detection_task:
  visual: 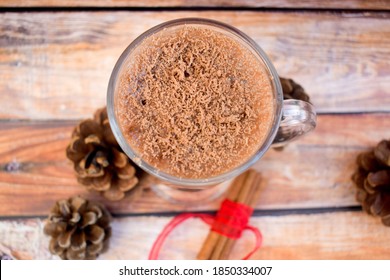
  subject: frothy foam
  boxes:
[117,25,274,179]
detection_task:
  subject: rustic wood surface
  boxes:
[0,1,389,260]
[1,0,390,10]
[1,211,389,260]
[0,12,389,120]
[0,114,389,216]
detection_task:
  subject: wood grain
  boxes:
[1,0,389,10]
[0,113,388,216]
[0,11,389,120]
[1,211,389,260]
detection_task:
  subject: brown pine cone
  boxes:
[0,243,13,260]
[280,77,311,104]
[274,77,311,151]
[66,107,142,201]
[44,196,112,260]
[351,139,390,226]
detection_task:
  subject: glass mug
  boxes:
[107,18,316,203]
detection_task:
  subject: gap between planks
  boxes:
[0,0,389,11]
[1,7,390,13]
[0,205,363,221]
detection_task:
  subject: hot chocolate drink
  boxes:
[117,25,274,179]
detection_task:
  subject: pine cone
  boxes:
[66,107,142,201]
[44,196,111,260]
[0,243,14,260]
[274,77,311,151]
[0,252,13,260]
[351,139,390,226]
[280,77,311,104]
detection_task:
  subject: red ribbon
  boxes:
[211,199,254,239]
[148,199,262,260]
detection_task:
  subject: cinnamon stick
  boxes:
[196,171,249,260]
[218,172,262,260]
[210,170,257,259]
[197,169,263,260]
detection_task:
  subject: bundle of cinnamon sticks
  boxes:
[197,169,262,260]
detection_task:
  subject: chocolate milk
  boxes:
[117,25,274,179]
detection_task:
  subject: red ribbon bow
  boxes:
[148,199,262,260]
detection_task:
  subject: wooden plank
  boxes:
[0,211,389,259]
[0,12,389,120]
[1,0,389,10]
[0,114,388,216]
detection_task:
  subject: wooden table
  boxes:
[0,0,389,260]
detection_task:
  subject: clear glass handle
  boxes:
[272,99,317,147]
